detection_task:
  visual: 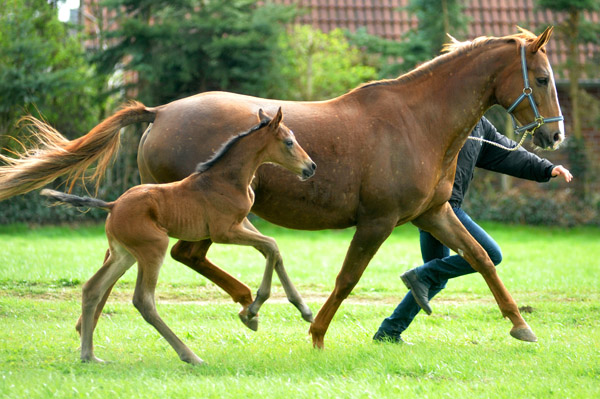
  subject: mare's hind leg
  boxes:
[131,235,203,365]
[170,239,258,331]
[242,218,313,322]
[412,203,536,342]
[80,241,136,363]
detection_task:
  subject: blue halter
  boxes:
[505,45,564,135]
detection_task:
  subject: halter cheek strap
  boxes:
[505,45,564,135]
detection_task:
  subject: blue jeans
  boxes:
[376,207,502,338]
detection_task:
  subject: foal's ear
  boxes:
[531,26,553,53]
[268,107,283,130]
[257,108,271,124]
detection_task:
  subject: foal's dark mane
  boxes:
[195,118,271,174]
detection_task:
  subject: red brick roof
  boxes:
[275,0,600,82]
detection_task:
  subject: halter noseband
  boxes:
[505,45,563,135]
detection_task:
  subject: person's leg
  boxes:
[414,208,502,286]
[374,229,448,341]
[375,207,502,341]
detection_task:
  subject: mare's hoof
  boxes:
[238,310,259,331]
[510,327,538,342]
[309,325,324,349]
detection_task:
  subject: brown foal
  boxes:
[41,108,316,365]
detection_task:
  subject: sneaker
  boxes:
[372,330,408,344]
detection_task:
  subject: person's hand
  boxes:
[551,165,573,182]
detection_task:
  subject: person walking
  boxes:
[373,117,573,343]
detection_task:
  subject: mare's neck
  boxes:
[394,41,513,153]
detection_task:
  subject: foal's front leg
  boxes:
[412,203,537,342]
[170,239,258,331]
[242,218,313,322]
[213,220,312,323]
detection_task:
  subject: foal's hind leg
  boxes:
[131,236,203,365]
[412,203,536,342]
[170,239,258,331]
[242,218,313,322]
[80,242,136,363]
[76,249,116,337]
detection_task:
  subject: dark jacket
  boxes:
[449,117,555,208]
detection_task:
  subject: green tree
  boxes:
[0,0,100,147]
[94,0,296,106]
[273,25,377,101]
[399,0,469,70]
[537,0,600,198]
[345,27,405,79]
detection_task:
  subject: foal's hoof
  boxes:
[238,309,259,331]
[81,355,106,364]
[510,326,538,342]
[300,306,314,323]
[182,353,205,366]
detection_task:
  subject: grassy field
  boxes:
[0,221,599,398]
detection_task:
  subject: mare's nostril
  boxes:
[311,162,317,171]
[553,132,561,142]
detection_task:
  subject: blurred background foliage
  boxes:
[0,0,598,225]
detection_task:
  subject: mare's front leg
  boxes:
[170,239,258,331]
[242,218,313,322]
[412,203,536,342]
[309,218,396,349]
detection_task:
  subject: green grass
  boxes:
[1,221,599,398]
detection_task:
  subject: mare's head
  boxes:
[494,26,565,150]
[258,107,316,180]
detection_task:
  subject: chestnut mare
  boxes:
[0,28,564,348]
[41,108,316,365]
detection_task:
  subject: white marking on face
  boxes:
[548,63,565,139]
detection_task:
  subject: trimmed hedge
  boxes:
[464,188,600,227]
[2,186,598,228]
[0,189,106,225]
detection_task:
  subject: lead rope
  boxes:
[466,129,530,152]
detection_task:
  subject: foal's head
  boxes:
[258,108,316,180]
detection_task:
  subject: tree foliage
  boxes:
[273,25,377,101]
[399,0,469,70]
[94,0,296,106]
[0,0,100,145]
[537,0,600,198]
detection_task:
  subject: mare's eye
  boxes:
[285,140,294,148]
[536,77,549,86]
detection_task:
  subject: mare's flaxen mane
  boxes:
[195,118,271,174]
[354,29,540,92]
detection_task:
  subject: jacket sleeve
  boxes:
[475,118,555,182]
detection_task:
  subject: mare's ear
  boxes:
[268,107,283,130]
[531,26,553,53]
[257,108,271,124]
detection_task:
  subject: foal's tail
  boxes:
[0,101,158,201]
[40,189,113,211]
